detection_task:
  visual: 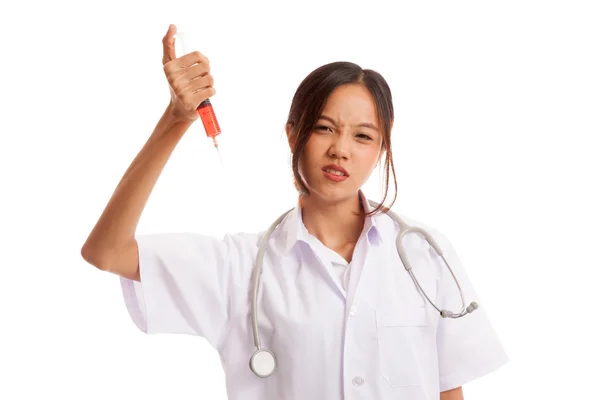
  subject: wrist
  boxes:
[165,102,196,125]
[154,103,195,137]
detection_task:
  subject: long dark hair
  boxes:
[286,61,397,216]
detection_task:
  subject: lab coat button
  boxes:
[352,376,364,386]
[349,306,357,316]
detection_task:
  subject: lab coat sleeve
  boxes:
[119,232,252,349]
[431,229,510,392]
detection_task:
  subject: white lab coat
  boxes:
[120,192,508,399]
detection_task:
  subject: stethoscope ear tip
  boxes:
[441,301,479,318]
[467,301,479,313]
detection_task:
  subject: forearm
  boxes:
[441,386,464,400]
[81,103,192,266]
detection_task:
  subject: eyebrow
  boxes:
[318,115,379,131]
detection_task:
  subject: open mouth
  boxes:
[323,168,346,176]
[322,165,349,182]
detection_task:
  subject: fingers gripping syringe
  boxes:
[174,31,223,162]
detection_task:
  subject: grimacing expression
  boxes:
[298,83,383,203]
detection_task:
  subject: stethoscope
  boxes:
[248,200,479,378]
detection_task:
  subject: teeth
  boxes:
[325,168,345,176]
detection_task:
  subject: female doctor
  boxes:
[81,24,508,400]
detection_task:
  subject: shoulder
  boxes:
[375,207,449,244]
[134,231,265,266]
[137,230,262,247]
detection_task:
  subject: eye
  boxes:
[315,125,333,132]
[356,133,373,140]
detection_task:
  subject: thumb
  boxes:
[162,24,177,65]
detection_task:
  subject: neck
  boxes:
[300,193,365,252]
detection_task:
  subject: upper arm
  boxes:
[118,232,254,347]
[432,228,509,390]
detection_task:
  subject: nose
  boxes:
[327,134,350,160]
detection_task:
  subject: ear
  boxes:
[286,123,295,151]
[375,139,386,165]
[377,148,385,164]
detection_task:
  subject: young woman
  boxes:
[81,24,508,400]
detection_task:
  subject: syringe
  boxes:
[173,30,224,164]
[196,98,224,165]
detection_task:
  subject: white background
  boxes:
[1,0,598,398]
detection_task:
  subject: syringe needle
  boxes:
[212,136,225,168]
[217,148,224,168]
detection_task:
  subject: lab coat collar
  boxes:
[282,190,383,255]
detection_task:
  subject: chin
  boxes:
[301,169,363,204]
[305,183,358,204]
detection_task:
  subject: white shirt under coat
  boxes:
[120,193,509,399]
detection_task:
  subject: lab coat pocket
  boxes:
[376,307,428,387]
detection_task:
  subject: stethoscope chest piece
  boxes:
[249,348,276,378]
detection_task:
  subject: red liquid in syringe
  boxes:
[197,99,221,150]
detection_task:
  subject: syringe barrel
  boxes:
[197,100,221,138]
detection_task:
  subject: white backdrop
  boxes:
[1,1,599,399]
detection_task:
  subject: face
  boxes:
[291,83,383,204]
